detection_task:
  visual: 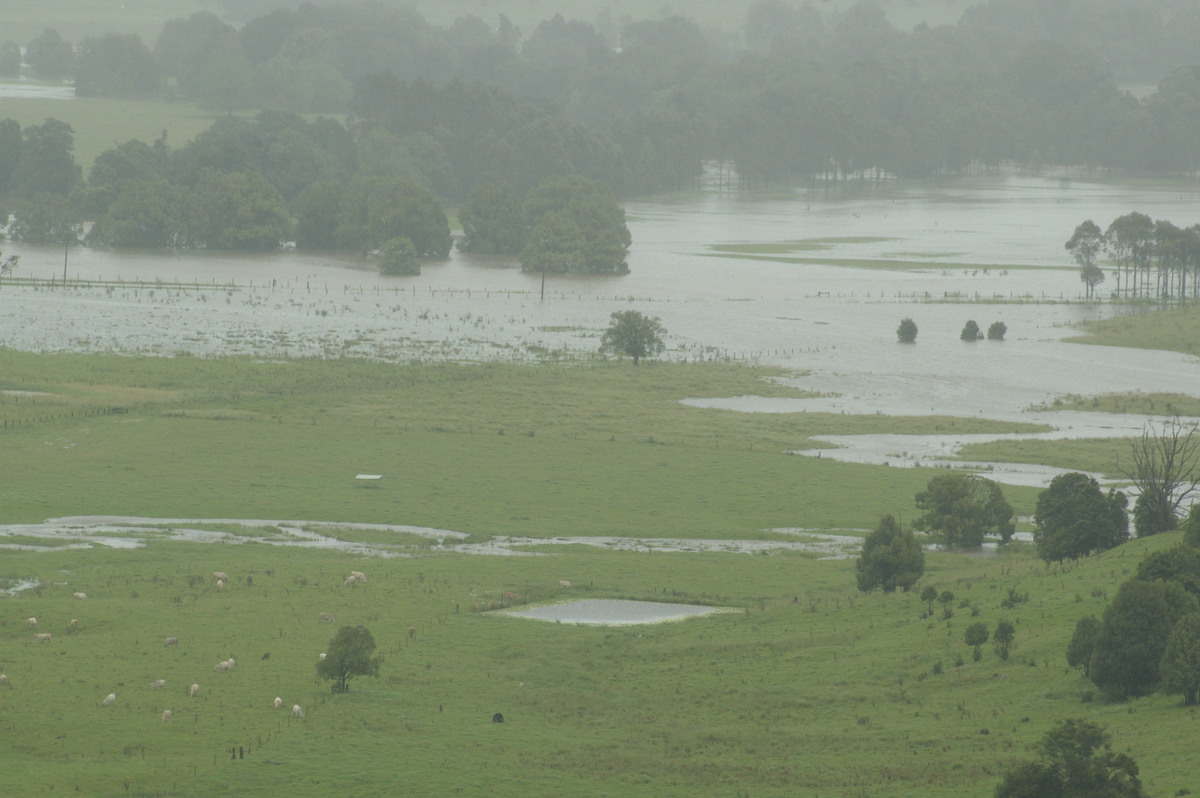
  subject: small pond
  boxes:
[502,599,734,625]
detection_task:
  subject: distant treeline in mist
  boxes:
[6,0,1200,204]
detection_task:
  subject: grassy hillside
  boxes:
[0,348,1193,796]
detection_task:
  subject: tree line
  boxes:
[1068,213,1200,301]
[6,1,1200,199]
[0,114,630,274]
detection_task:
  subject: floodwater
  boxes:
[3,174,1199,488]
[501,598,734,625]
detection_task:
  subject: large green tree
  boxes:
[855,514,924,593]
[190,169,292,250]
[85,180,187,249]
[912,473,1014,548]
[599,310,666,365]
[1067,615,1101,676]
[316,625,382,694]
[458,182,526,254]
[994,719,1144,798]
[1090,579,1199,699]
[1066,219,1106,297]
[9,119,81,198]
[1135,544,1200,597]
[74,33,164,99]
[1033,472,1129,561]
[1161,612,1200,706]
[520,175,630,275]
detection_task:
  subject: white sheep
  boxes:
[318,612,335,623]
[349,571,367,583]
[33,632,52,642]
[25,617,37,628]
[161,709,172,723]
[214,658,235,672]
[0,673,8,686]
[215,579,225,592]
[164,636,179,647]
[102,693,116,706]
[150,679,166,689]
[273,696,283,710]
[212,571,228,582]
[73,592,87,600]
[292,704,303,718]
[344,575,357,586]
[318,652,326,661]
[558,580,572,589]
[68,618,79,630]
[188,683,199,697]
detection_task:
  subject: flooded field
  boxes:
[3,174,1198,489]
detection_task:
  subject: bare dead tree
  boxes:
[1120,416,1200,535]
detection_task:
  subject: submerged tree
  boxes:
[1066,219,1106,298]
[896,317,918,343]
[986,321,1007,340]
[599,310,666,365]
[317,625,382,694]
[960,320,982,340]
[1120,416,1200,536]
[913,473,1014,548]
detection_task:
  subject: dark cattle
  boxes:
[262,652,270,661]
[492,713,504,723]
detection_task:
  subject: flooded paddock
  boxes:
[3,174,1199,488]
[500,599,735,625]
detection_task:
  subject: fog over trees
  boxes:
[5,0,1200,254]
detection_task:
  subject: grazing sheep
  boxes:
[73,592,87,600]
[215,579,225,592]
[102,693,116,706]
[558,580,571,589]
[162,710,172,723]
[26,617,37,628]
[212,572,228,582]
[318,612,335,623]
[349,571,367,583]
[292,704,303,719]
[318,652,326,661]
[150,679,166,689]
[188,683,199,697]
[273,697,283,710]
[68,619,79,630]
[344,575,357,586]
[0,673,8,686]
[33,632,52,642]
[164,636,179,647]
[214,658,236,672]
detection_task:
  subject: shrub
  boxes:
[987,321,1007,340]
[897,317,918,343]
[960,320,982,340]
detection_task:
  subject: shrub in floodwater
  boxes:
[988,321,1007,340]
[897,317,918,343]
[961,320,983,340]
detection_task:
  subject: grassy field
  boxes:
[1067,305,1200,358]
[0,324,1196,795]
[0,351,1046,533]
[0,98,234,177]
[2,518,1193,796]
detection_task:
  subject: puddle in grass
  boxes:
[501,599,735,625]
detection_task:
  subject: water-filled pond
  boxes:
[501,599,734,625]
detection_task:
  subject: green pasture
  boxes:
[0,351,1046,534]
[1032,391,1200,417]
[704,248,1053,273]
[1067,305,1200,357]
[2,523,1195,796]
[0,97,227,175]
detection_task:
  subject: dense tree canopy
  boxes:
[599,310,666,365]
[1034,473,1129,561]
[855,514,924,593]
[1160,612,1200,706]
[1090,579,1199,699]
[912,474,1014,548]
[994,718,1144,798]
[520,175,631,275]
